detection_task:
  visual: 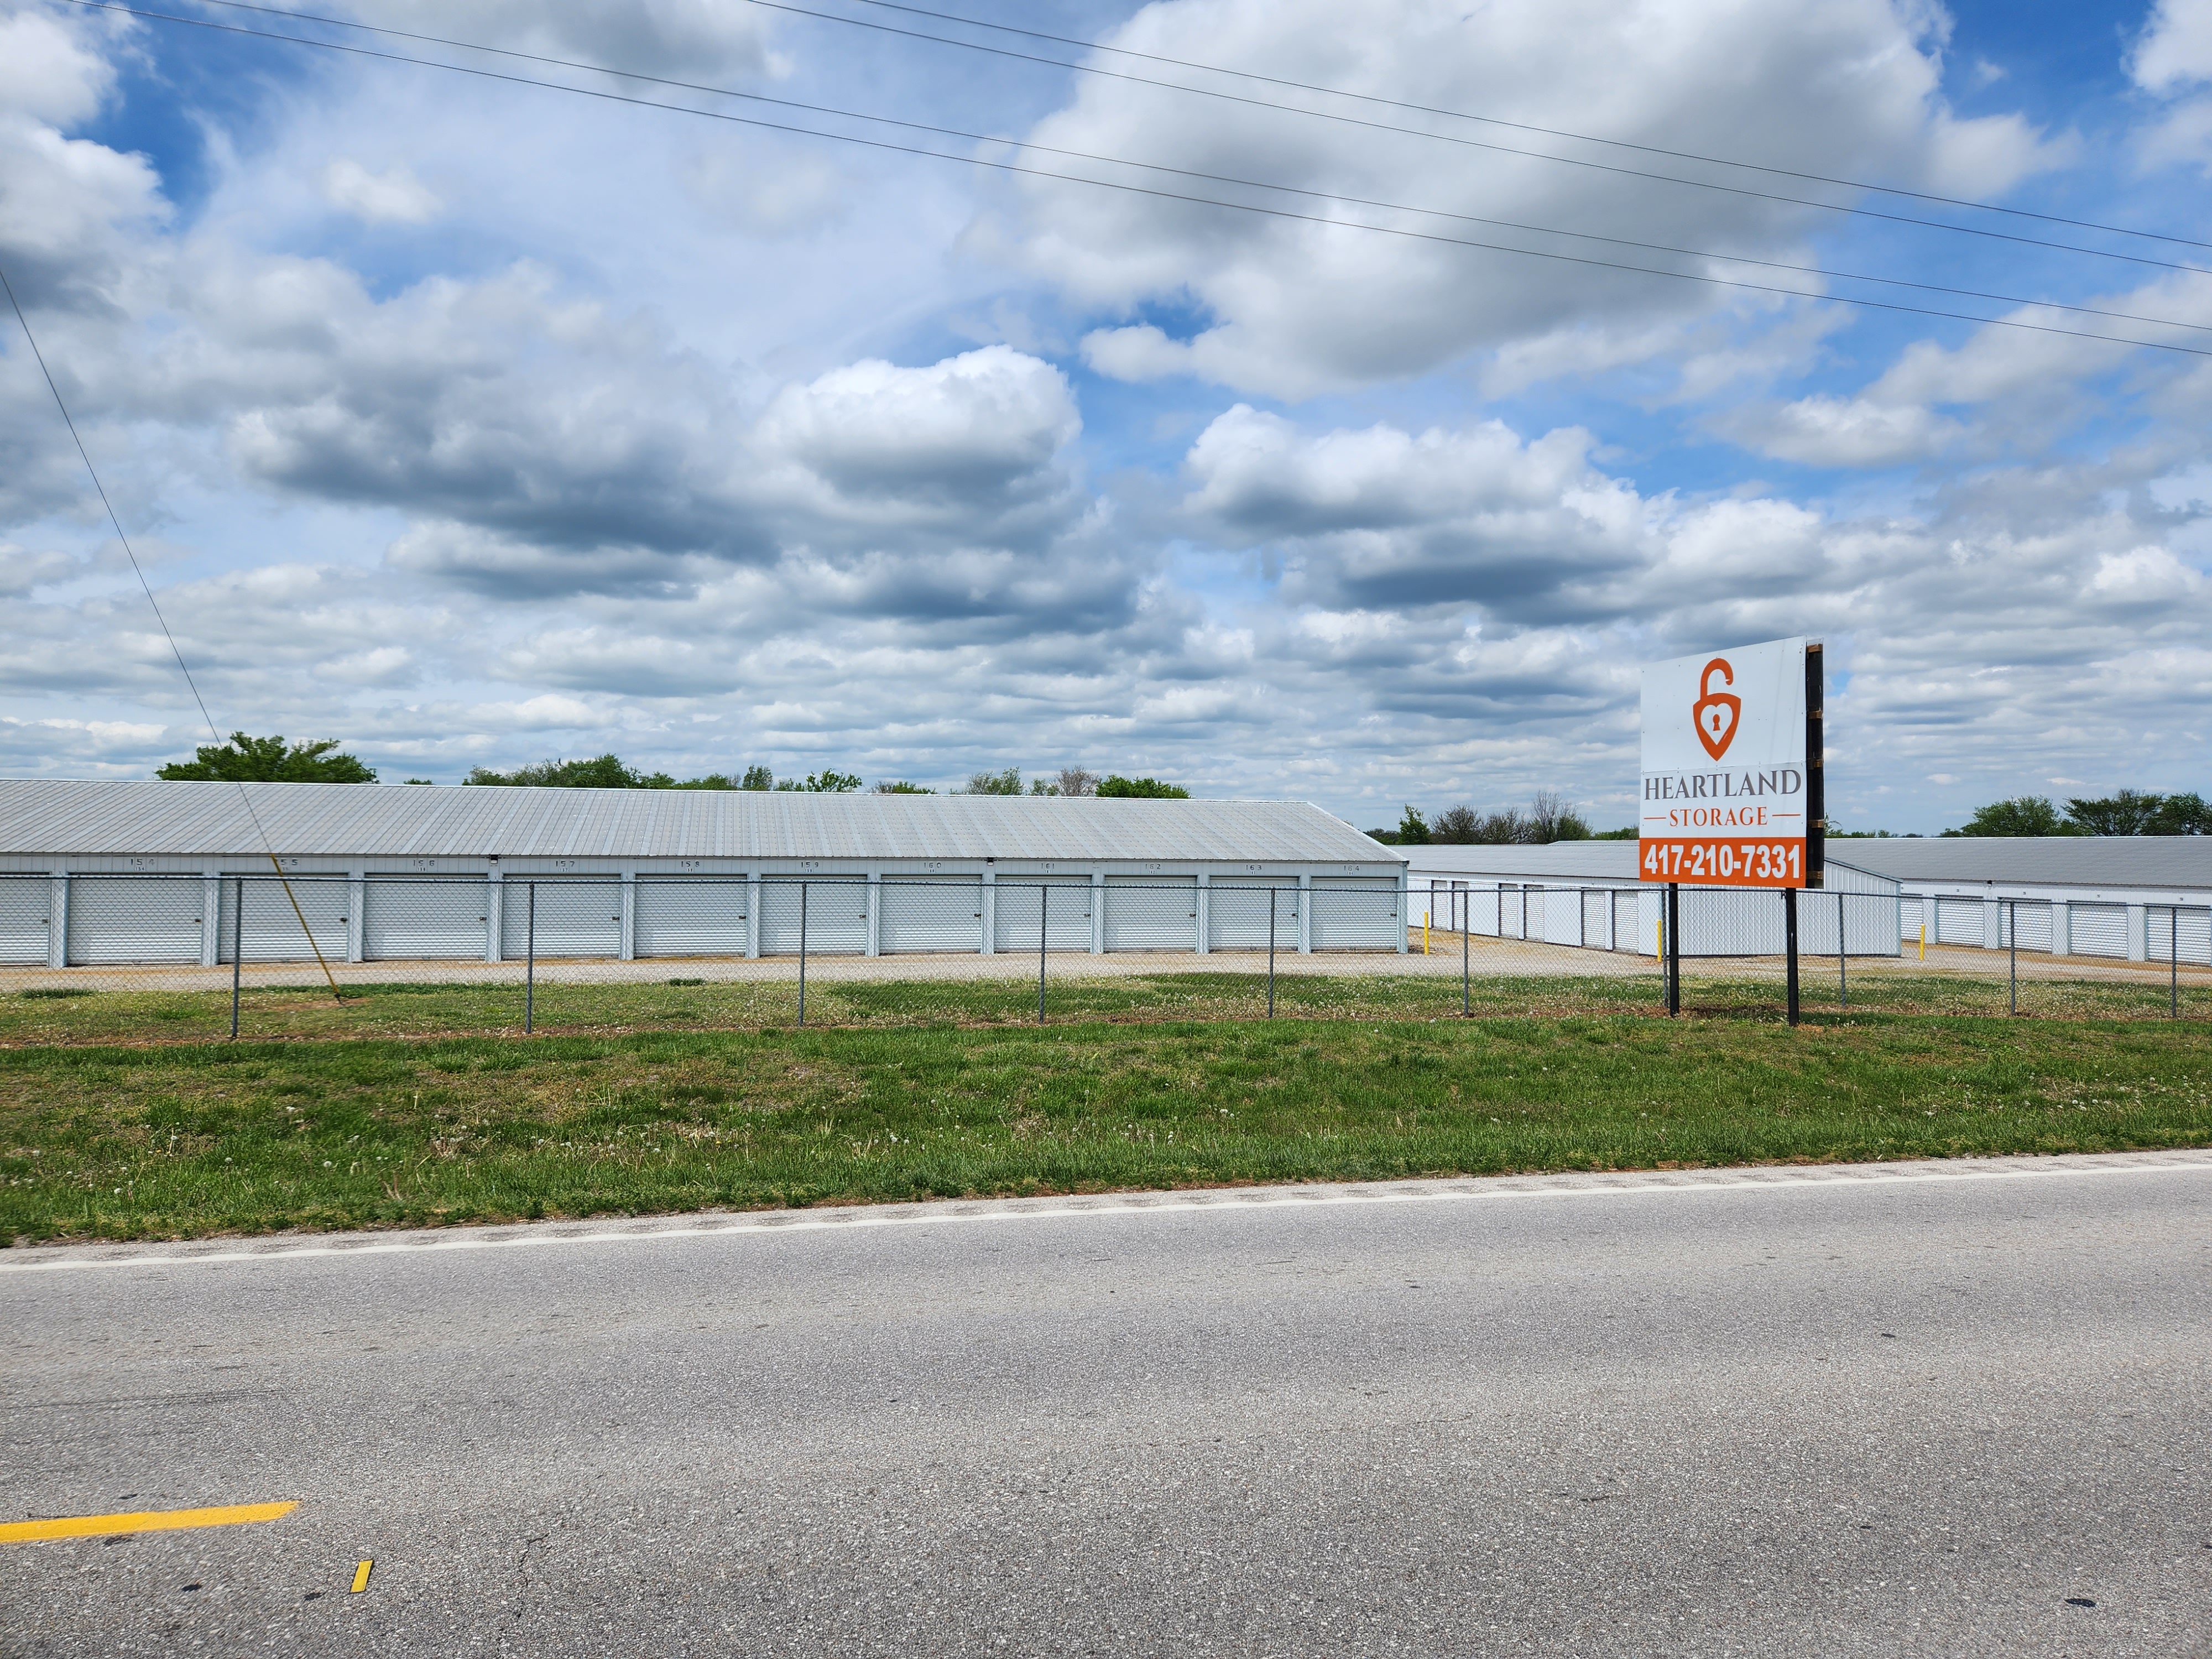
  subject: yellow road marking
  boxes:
[0,1501,297,1545]
[351,1559,373,1593]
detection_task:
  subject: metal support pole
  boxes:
[1838,890,1848,1009]
[2008,899,2018,1016]
[1266,888,1276,1019]
[1462,890,1470,1017]
[2172,905,2180,1020]
[1037,883,1048,1025]
[1785,885,1799,1027]
[229,874,243,1041]
[1666,883,1681,1016]
[797,881,808,1027]
[524,881,536,1035]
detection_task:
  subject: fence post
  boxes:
[2008,899,2018,1016]
[1037,883,1048,1025]
[524,881,536,1036]
[798,881,808,1027]
[2172,905,2180,1020]
[1785,885,1799,1027]
[1462,890,1470,1018]
[1838,889,1847,1009]
[1266,887,1276,1020]
[230,874,243,1040]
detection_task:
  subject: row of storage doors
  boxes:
[3,875,1404,963]
[1900,896,2132,957]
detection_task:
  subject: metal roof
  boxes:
[0,780,1399,864]
[1401,835,2212,890]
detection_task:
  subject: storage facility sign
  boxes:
[1639,636,1822,888]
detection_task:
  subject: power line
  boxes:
[58,0,2212,360]
[843,0,2212,255]
[74,0,2212,340]
[2,262,345,998]
[723,0,2212,279]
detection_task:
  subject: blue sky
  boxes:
[3,0,2210,832]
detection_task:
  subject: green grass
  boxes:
[2,1003,2206,1245]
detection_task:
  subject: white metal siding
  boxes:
[0,875,51,964]
[1310,877,1400,950]
[66,877,204,964]
[2068,902,2127,958]
[364,880,489,960]
[879,879,984,954]
[1001,877,1099,952]
[632,879,749,959]
[1207,881,1300,950]
[218,878,349,963]
[758,880,867,954]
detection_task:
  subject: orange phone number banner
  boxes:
[1640,837,1805,888]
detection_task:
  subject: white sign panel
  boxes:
[1639,637,1815,888]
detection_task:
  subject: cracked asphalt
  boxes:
[3,1155,2209,1656]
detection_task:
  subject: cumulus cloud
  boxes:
[320,159,441,225]
[1008,0,2062,397]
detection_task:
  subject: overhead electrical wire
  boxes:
[136,0,2212,279]
[842,0,2211,255]
[1,264,346,999]
[70,0,2212,340]
[56,0,2212,359]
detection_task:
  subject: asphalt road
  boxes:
[4,1154,2209,1657]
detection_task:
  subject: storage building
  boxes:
[0,780,1407,968]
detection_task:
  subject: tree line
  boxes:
[1367,791,1621,846]
[1945,790,2210,837]
[155,737,1188,798]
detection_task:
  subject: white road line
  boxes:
[4,1152,2208,1275]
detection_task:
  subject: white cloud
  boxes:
[320,160,441,225]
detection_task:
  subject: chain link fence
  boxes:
[2,871,2205,1041]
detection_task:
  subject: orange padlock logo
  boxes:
[1692,657,1740,760]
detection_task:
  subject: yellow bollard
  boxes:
[1919,925,1926,962]
[1423,911,1431,954]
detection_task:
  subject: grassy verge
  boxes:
[2,966,2204,1049]
[3,1006,2207,1244]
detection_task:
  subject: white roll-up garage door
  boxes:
[1099,877,1191,952]
[1936,897,1986,946]
[1310,878,1401,950]
[880,879,983,954]
[999,878,1097,952]
[632,879,748,959]
[499,881,621,959]
[2147,905,2211,964]
[1206,883,1298,951]
[364,880,488,960]
[2000,901,2052,953]
[0,876,53,964]
[758,880,867,954]
[66,876,205,964]
[2067,902,2127,958]
[218,877,348,963]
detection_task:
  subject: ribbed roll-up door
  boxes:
[633,880,748,959]
[1581,891,1607,948]
[1000,878,1098,952]
[1614,891,1642,953]
[1207,884,1299,950]
[499,882,620,958]
[1310,878,1400,950]
[758,881,867,954]
[2147,906,2212,963]
[0,876,51,964]
[1097,877,1190,952]
[364,880,488,960]
[2068,902,2127,958]
[66,876,204,964]
[1900,897,1924,939]
[880,880,983,954]
[2000,901,2052,953]
[218,878,348,962]
[1937,897,1986,946]
[1537,888,1585,947]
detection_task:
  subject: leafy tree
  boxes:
[740,765,775,790]
[1363,826,1400,844]
[1430,805,1481,843]
[158,733,377,784]
[874,780,933,794]
[1527,790,1590,843]
[2066,789,2167,836]
[774,769,863,793]
[402,778,434,786]
[1095,775,1190,799]
[965,767,1025,796]
[2152,791,2211,834]
[1591,826,1639,840]
[467,755,656,789]
[1055,766,1098,798]
[1943,796,2069,837]
[1396,805,1431,844]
